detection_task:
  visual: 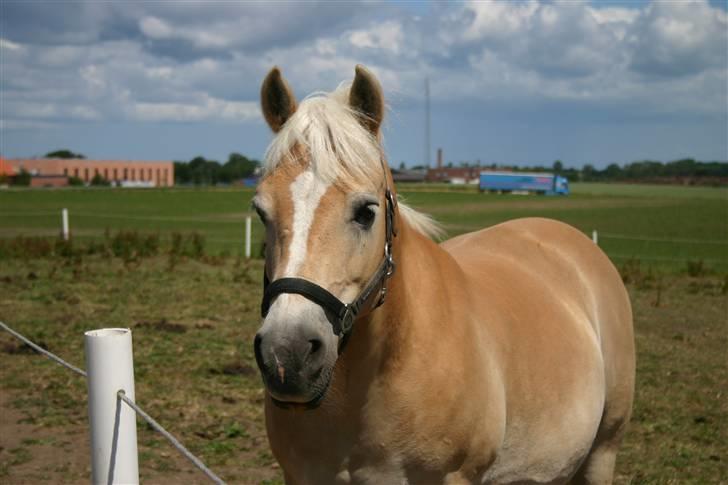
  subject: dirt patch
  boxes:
[135,318,187,334]
[0,388,89,483]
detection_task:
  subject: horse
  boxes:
[252,65,635,484]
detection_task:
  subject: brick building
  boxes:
[4,158,174,187]
[425,148,481,184]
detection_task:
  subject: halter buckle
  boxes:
[339,305,355,336]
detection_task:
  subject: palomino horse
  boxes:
[252,65,635,484]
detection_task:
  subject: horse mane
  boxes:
[263,83,443,241]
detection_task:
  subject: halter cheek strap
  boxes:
[260,189,397,353]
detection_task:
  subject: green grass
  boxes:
[0,255,726,483]
[1,182,726,271]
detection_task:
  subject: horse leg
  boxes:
[570,441,620,485]
[570,399,632,485]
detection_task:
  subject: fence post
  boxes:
[85,328,139,485]
[245,215,252,259]
[62,208,69,241]
[592,230,598,245]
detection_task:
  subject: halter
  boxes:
[260,188,397,353]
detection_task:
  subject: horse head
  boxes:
[253,65,394,407]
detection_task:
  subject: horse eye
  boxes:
[353,204,376,229]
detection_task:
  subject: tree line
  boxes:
[173,153,260,185]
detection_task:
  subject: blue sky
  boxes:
[1,0,726,168]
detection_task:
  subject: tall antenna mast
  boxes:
[425,76,431,168]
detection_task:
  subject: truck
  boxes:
[479,171,569,195]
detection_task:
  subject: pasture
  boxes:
[0,182,726,271]
[1,182,726,483]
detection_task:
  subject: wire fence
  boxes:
[2,208,726,267]
[0,320,226,485]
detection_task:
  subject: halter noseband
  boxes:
[260,188,397,353]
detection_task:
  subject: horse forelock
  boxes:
[263,83,381,188]
[261,82,443,241]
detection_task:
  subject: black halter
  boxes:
[261,189,397,352]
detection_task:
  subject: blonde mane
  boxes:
[263,83,443,240]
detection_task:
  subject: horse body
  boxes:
[254,65,634,484]
[265,216,633,484]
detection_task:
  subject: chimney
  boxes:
[437,148,443,169]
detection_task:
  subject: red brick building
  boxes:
[424,148,481,184]
[4,158,174,187]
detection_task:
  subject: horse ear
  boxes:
[349,64,384,134]
[261,67,297,133]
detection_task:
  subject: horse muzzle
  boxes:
[253,322,334,406]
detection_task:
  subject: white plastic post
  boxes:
[245,215,252,259]
[62,208,69,241]
[85,328,139,485]
[592,230,598,244]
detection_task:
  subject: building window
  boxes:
[104,168,108,179]
[63,168,68,176]
[156,168,160,185]
[140,169,145,181]
[74,168,79,177]
[148,168,152,181]
[84,168,89,181]
[132,169,136,181]
[114,168,118,181]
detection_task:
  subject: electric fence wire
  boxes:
[0,320,226,485]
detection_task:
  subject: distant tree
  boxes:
[604,163,623,180]
[11,169,31,186]
[174,153,260,186]
[220,152,258,183]
[581,164,597,181]
[552,160,563,173]
[90,174,111,186]
[174,161,190,185]
[68,176,84,186]
[398,162,406,170]
[46,149,85,159]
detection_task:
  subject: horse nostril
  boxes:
[253,333,264,367]
[309,339,322,356]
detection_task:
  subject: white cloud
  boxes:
[129,96,259,122]
[0,38,22,51]
[349,21,404,54]
[461,0,539,42]
[629,0,728,77]
[1,0,725,130]
[69,105,101,120]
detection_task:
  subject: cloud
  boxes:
[629,0,728,77]
[0,0,725,165]
[128,96,259,122]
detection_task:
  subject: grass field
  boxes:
[1,182,727,483]
[1,182,726,272]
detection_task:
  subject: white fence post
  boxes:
[245,215,252,259]
[592,230,598,245]
[85,328,139,485]
[62,208,69,241]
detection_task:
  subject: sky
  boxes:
[0,0,726,169]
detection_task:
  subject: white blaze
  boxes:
[285,170,329,275]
